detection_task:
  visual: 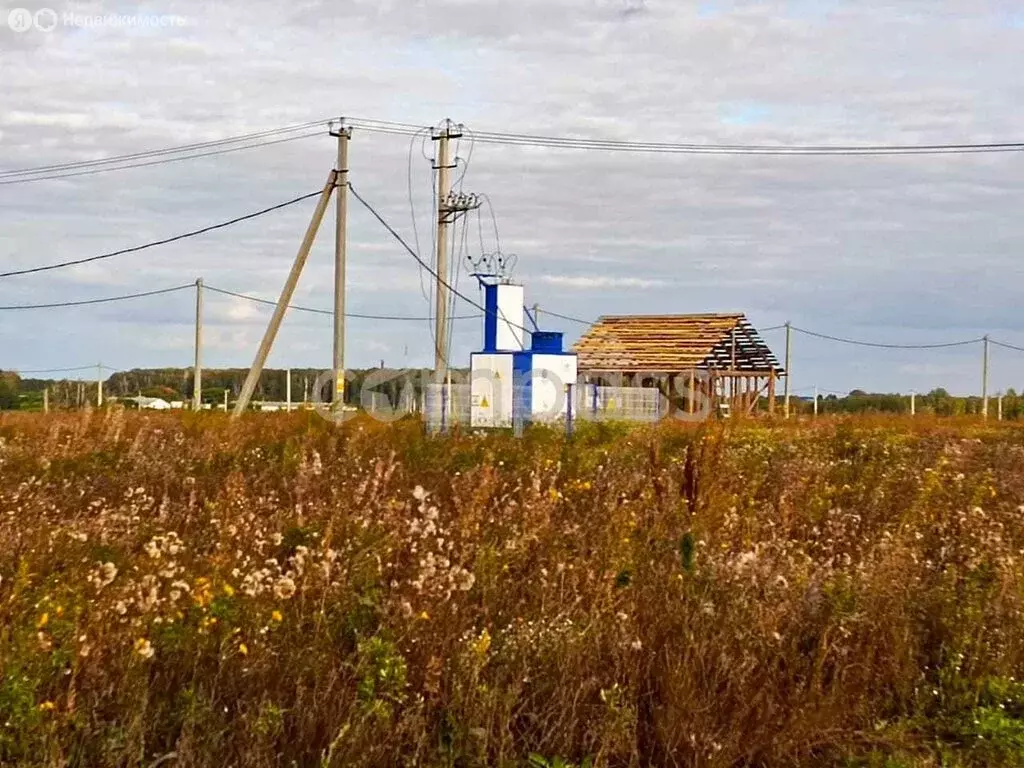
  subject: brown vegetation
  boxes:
[2,411,1024,767]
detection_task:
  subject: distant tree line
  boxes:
[1,367,455,411]
[4,368,1024,418]
[787,388,1024,418]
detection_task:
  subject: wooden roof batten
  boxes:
[573,313,784,375]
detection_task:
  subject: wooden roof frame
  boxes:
[573,313,784,375]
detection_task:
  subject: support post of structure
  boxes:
[983,335,990,419]
[432,120,461,381]
[688,369,695,414]
[783,322,792,419]
[768,369,776,415]
[233,171,337,417]
[193,277,203,410]
[330,122,352,409]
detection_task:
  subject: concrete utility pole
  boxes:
[193,278,203,410]
[43,387,49,414]
[96,364,103,407]
[330,122,352,409]
[813,385,819,417]
[783,322,792,419]
[910,390,916,417]
[232,170,338,417]
[982,335,990,419]
[223,389,228,412]
[432,121,459,379]
[998,392,1004,421]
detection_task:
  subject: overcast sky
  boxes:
[1,0,1022,395]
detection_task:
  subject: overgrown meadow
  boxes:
[3,410,1024,767]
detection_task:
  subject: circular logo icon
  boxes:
[34,8,57,32]
[7,7,34,32]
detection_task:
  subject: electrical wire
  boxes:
[205,284,477,321]
[0,190,323,279]
[0,118,331,179]
[791,326,984,349]
[0,131,325,186]
[0,283,193,310]
[10,112,1024,189]
[344,118,1024,156]
[348,182,533,337]
[540,308,595,325]
[13,364,112,374]
[990,339,1024,353]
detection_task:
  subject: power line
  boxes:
[348,182,533,337]
[345,119,1024,156]
[0,190,323,279]
[0,131,325,186]
[990,339,1024,353]
[540,309,598,325]
[0,119,331,180]
[11,364,114,375]
[205,284,478,321]
[0,283,193,310]
[791,325,984,349]
[464,130,1024,156]
[9,113,1024,187]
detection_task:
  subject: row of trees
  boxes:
[790,388,1024,418]
[4,369,1024,419]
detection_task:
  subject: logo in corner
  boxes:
[7,8,34,32]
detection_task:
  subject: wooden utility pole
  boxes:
[330,122,352,408]
[982,335,990,419]
[286,368,292,412]
[232,171,338,417]
[783,322,792,419]
[432,121,460,379]
[96,364,103,407]
[193,278,203,410]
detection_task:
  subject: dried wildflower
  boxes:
[273,576,296,600]
[134,638,155,659]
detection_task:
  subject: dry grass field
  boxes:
[3,410,1024,767]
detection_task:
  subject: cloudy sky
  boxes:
[1,0,1022,396]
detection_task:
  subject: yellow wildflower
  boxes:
[419,611,430,620]
[36,613,49,629]
[239,643,249,656]
[38,701,55,711]
[472,629,491,657]
[271,610,283,622]
[223,584,236,597]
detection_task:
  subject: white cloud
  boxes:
[538,275,669,289]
